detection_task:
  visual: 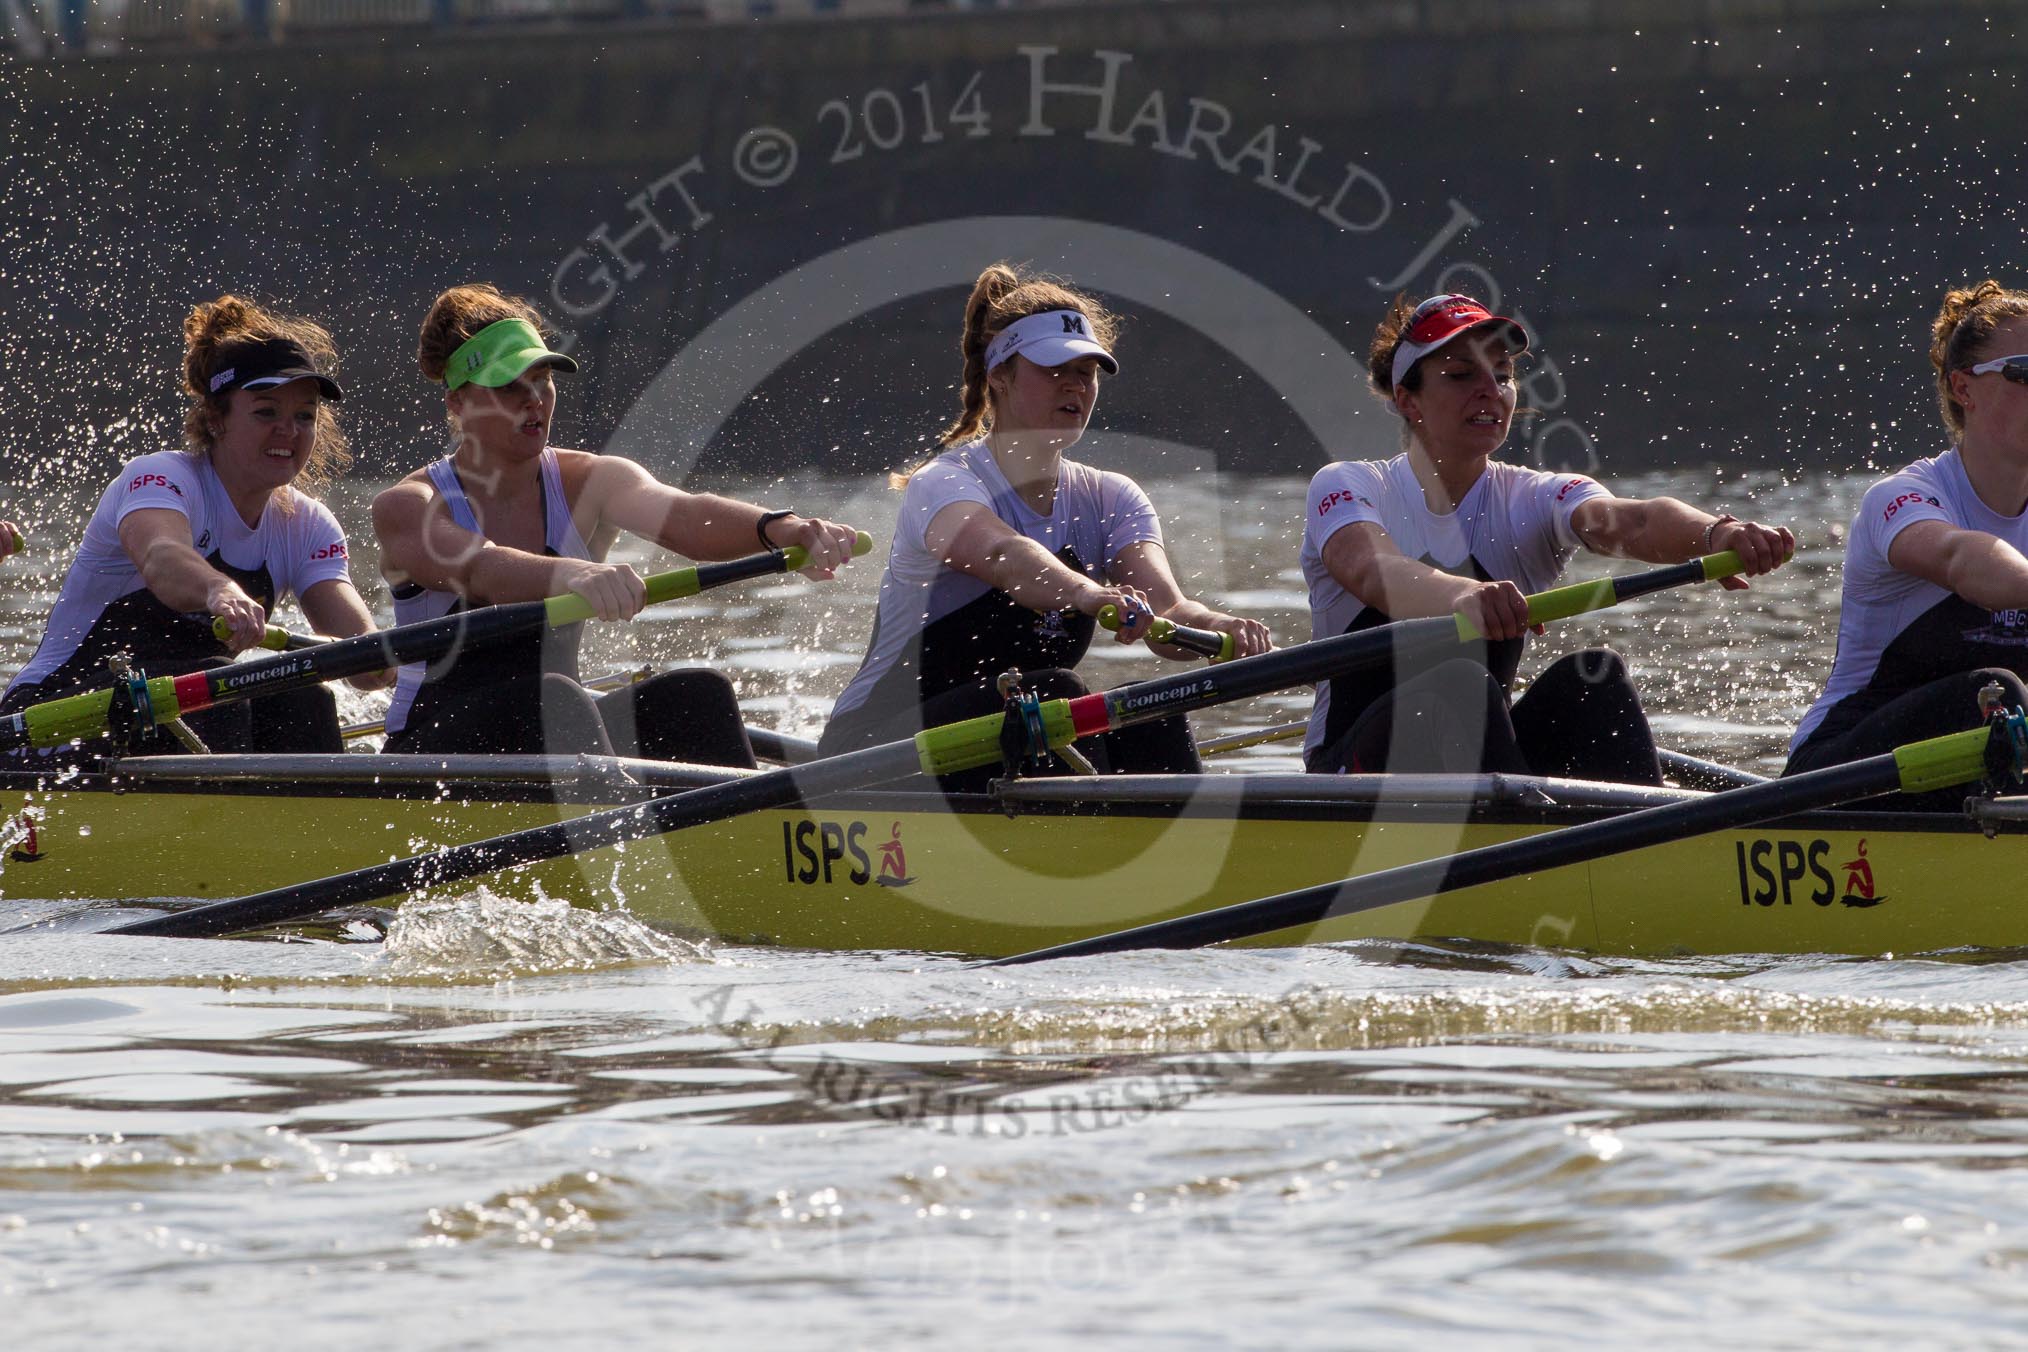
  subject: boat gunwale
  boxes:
[3,761,2023,836]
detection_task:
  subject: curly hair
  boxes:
[1930,279,2028,440]
[180,295,349,500]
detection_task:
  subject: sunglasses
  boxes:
[1966,354,2028,385]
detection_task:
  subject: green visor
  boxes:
[444,318,579,391]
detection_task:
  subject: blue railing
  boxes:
[5,0,1029,56]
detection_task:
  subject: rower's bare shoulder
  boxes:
[371,473,436,519]
[557,449,661,502]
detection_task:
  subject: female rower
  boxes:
[1788,280,2028,808]
[373,283,860,765]
[1302,292,1793,782]
[0,296,383,755]
[818,262,1272,789]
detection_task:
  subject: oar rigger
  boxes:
[1978,683,2028,794]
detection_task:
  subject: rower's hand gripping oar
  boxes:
[3,533,872,753]
[989,710,2028,965]
[213,618,321,652]
[104,551,1746,941]
[1098,605,1236,661]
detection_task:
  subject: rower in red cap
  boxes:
[1300,292,1794,781]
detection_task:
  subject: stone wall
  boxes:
[4,0,2023,500]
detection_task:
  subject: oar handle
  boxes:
[3,524,23,555]
[1455,550,1747,641]
[205,532,878,651]
[544,531,873,626]
[212,617,319,652]
[1097,605,1236,661]
[781,529,874,575]
[913,554,1755,779]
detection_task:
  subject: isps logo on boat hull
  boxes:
[781,819,915,888]
[1734,837,1884,908]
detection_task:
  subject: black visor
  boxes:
[206,337,343,401]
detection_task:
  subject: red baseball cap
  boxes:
[1389,294,1529,389]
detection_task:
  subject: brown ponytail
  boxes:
[897,263,1119,486]
[181,295,350,501]
[1931,280,2028,440]
[940,262,1026,448]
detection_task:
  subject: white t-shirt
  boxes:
[6,449,350,694]
[830,440,1162,721]
[1793,447,2028,750]
[1298,453,1611,756]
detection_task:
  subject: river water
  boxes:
[5,463,2028,1348]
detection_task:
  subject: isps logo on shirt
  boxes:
[1316,489,1376,517]
[128,472,184,497]
[1880,491,1939,524]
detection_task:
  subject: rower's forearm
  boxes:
[462,544,585,606]
[1945,535,2028,611]
[135,539,235,614]
[654,492,777,562]
[1596,497,1713,564]
[1159,597,1225,630]
[1350,553,1476,620]
[982,537,1097,613]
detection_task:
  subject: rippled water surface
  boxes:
[7,468,2028,1347]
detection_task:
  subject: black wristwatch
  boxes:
[756,509,796,550]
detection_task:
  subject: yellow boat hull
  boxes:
[0,760,2013,957]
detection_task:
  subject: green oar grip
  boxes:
[1454,550,1750,641]
[770,529,873,580]
[547,570,692,624]
[3,524,24,555]
[547,532,874,624]
[779,547,811,576]
[1698,549,1748,583]
[1894,724,1997,795]
[213,617,302,652]
[1098,605,1237,661]
[1515,576,1617,632]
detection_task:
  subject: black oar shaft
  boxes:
[988,749,1946,965]
[200,603,547,706]
[691,550,799,592]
